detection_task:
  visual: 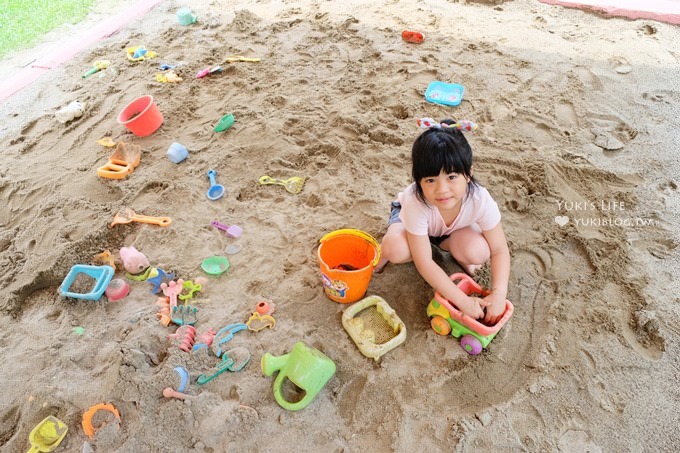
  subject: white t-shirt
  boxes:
[397,183,501,237]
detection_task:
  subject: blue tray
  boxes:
[59,264,115,300]
[424,81,465,107]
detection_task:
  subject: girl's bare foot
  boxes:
[464,263,482,275]
[373,258,388,274]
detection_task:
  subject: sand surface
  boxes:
[1,0,679,451]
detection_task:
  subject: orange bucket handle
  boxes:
[319,229,381,267]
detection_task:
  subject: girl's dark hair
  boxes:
[411,118,478,204]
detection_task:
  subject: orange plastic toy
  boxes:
[402,30,425,44]
[82,403,121,439]
[97,142,141,179]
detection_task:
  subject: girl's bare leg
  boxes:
[374,223,412,273]
[440,226,490,275]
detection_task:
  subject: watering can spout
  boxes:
[261,352,289,376]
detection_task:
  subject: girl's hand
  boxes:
[483,293,505,325]
[457,296,487,320]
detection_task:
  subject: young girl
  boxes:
[375,118,510,325]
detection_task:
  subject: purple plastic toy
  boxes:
[211,220,242,238]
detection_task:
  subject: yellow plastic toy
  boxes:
[246,311,276,332]
[155,71,183,83]
[83,60,110,78]
[341,295,406,361]
[224,55,261,63]
[258,175,306,194]
[27,416,68,452]
[97,137,116,147]
[126,46,157,62]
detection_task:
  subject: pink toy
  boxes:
[163,387,190,400]
[119,246,150,275]
[161,279,184,307]
[196,328,217,346]
[255,300,276,316]
[168,325,196,352]
[105,278,130,301]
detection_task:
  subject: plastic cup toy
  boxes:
[167,142,189,163]
[176,7,197,25]
[201,256,229,275]
[117,95,163,137]
[261,341,336,411]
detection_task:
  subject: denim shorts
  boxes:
[387,201,448,246]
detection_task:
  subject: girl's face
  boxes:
[419,169,470,211]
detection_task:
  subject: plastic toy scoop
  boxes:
[27,416,68,452]
[109,208,172,228]
[258,175,305,194]
[82,60,110,78]
[210,220,242,238]
[206,170,225,200]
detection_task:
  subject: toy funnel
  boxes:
[261,341,336,411]
[206,170,225,200]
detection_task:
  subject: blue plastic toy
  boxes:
[58,265,115,300]
[424,81,465,107]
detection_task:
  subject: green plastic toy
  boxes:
[261,341,336,411]
[213,113,235,132]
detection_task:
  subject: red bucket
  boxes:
[117,95,163,137]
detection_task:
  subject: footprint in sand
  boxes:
[588,112,638,152]
[609,56,632,74]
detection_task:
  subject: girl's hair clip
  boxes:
[416,117,478,132]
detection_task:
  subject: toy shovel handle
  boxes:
[319,229,381,267]
[27,445,40,453]
[131,214,172,227]
[258,175,280,186]
[82,67,99,78]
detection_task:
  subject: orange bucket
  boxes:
[117,95,164,137]
[317,229,381,303]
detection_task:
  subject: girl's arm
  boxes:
[407,232,486,319]
[481,222,511,325]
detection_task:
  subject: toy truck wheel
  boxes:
[430,316,451,335]
[460,335,483,355]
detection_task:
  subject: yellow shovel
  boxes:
[258,175,306,194]
[27,416,68,453]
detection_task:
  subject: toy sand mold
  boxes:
[342,295,406,361]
